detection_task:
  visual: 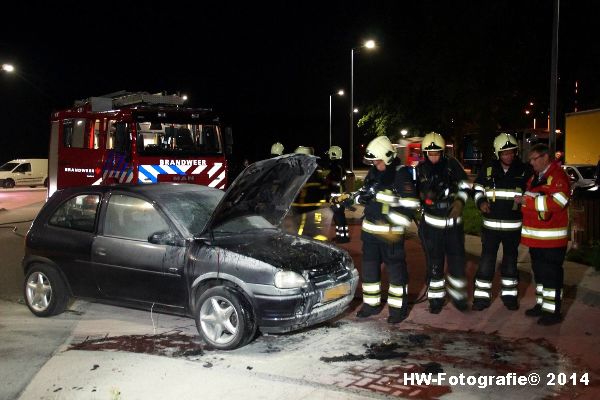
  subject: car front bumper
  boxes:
[254,268,359,333]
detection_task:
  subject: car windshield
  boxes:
[213,215,276,235]
[154,188,223,236]
[577,166,596,179]
[136,121,223,156]
[0,162,18,172]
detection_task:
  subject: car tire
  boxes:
[195,286,254,350]
[43,177,49,188]
[24,264,69,317]
[4,179,15,188]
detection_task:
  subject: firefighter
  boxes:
[416,132,471,313]
[514,143,570,325]
[472,133,531,311]
[337,136,419,324]
[291,146,328,239]
[271,142,284,157]
[326,145,350,243]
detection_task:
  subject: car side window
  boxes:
[15,163,31,173]
[48,194,100,232]
[103,194,170,241]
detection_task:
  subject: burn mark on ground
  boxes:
[319,326,589,398]
[320,342,409,363]
[68,333,206,359]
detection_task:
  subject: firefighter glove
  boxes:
[331,193,353,208]
[357,188,375,205]
[448,199,464,219]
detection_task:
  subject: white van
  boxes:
[0,159,48,188]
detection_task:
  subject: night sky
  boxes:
[1,1,599,167]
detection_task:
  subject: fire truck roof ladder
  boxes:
[74,91,185,111]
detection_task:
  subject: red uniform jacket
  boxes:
[521,161,570,248]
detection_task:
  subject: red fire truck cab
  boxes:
[48,91,232,197]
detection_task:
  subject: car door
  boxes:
[13,162,32,186]
[38,193,102,297]
[92,193,176,305]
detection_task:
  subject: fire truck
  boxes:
[48,91,232,197]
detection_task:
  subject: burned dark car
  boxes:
[23,155,358,349]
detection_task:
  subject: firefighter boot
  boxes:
[452,299,469,312]
[356,304,383,318]
[472,299,490,311]
[537,313,562,326]
[525,304,543,317]
[429,299,444,314]
[502,296,519,311]
[387,304,409,324]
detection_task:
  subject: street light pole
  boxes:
[350,48,355,171]
[349,40,375,172]
[330,94,333,149]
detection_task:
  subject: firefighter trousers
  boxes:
[361,238,408,310]
[529,247,566,315]
[474,228,520,305]
[419,221,467,305]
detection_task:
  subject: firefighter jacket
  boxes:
[326,160,344,197]
[359,159,419,242]
[520,161,570,248]
[473,159,531,231]
[416,156,470,227]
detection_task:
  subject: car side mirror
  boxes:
[148,231,183,246]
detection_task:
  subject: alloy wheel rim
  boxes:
[25,272,52,312]
[199,295,239,345]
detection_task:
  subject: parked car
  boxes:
[562,164,596,193]
[22,154,358,349]
[0,159,48,188]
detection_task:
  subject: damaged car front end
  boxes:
[192,153,358,346]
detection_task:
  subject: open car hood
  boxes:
[204,154,318,232]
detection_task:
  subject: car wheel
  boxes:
[195,286,254,350]
[43,177,49,187]
[4,179,15,188]
[24,265,69,317]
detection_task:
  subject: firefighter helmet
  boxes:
[421,132,445,153]
[294,146,314,155]
[364,136,396,165]
[326,145,342,160]
[493,133,518,158]
[271,142,284,156]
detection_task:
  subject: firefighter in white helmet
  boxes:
[416,132,471,313]
[472,133,531,311]
[294,146,314,155]
[271,142,284,157]
[326,146,350,243]
[291,145,327,238]
[336,135,419,324]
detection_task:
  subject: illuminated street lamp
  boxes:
[1,63,15,73]
[350,39,376,171]
[401,129,408,137]
[182,94,188,101]
[329,89,344,148]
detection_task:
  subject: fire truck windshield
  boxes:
[136,121,222,156]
